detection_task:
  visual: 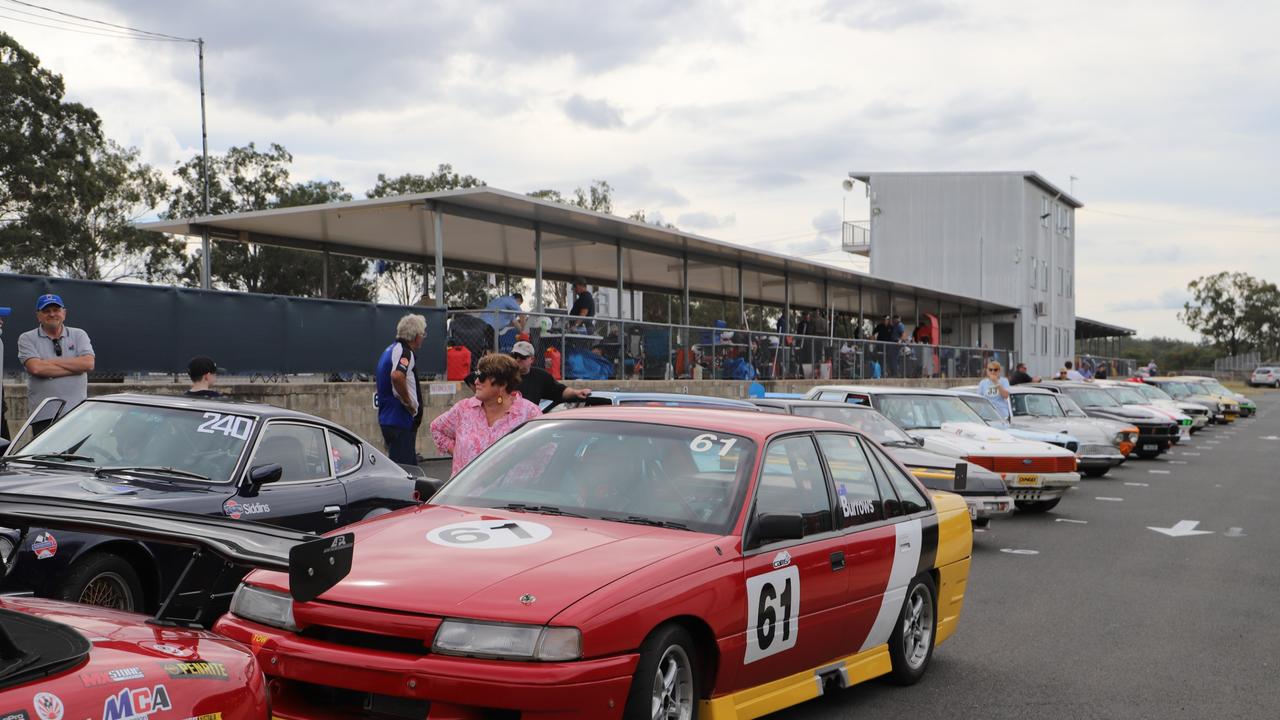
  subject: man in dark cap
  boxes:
[185,356,225,398]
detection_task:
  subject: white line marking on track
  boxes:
[1124,482,1150,487]
[1149,469,1171,474]
[1225,527,1247,537]
[1169,461,1188,464]
[1000,548,1039,555]
[1055,518,1088,524]
[1095,496,1125,501]
[1181,452,1201,456]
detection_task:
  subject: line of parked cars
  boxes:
[0,372,1253,719]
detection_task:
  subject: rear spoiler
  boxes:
[0,493,353,610]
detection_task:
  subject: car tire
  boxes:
[57,552,144,612]
[1083,468,1110,478]
[887,573,937,686]
[623,623,700,720]
[1015,497,1062,512]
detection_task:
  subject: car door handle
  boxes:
[899,541,912,551]
[323,505,341,515]
[830,551,845,571]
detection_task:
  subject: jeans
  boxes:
[380,424,418,466]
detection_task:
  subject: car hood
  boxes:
[1011,416,1111,443]
[1081,405,1169,424]
[0,466,223,504]
[886,446,1007,494]
[260,504,724,625]
[1123,403,1188,422]
[910,422,1075,458]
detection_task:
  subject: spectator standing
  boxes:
[375,314,427,465]
[892,315,908,342]
[977,361,1012,421]
[17,294,95,436]
[185,356,224,398]
[1008,362,1038,385]
[430,353,540,476]
[569,277,595,324]
[1064,361,1085,381]
[0,307,9,440]
[873,315,894,342]
[1145,359,1158,376]
[511,341,591,405]
[1095,364,1109,380]
[483,291,526,351]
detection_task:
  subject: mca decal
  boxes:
[31,532,57,560]
[159,661,229,680]
[222,499,270,519]
[81,666,145,686]
[102,685,172,720]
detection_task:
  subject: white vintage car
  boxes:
[805,386,1080,512]
[1094,380,1206,437]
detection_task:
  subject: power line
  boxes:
[2,0,195,42]
[0,11,188,42]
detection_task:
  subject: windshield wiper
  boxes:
[881,440,920,448]
[0,452,96,467]
[94,466,210,482]
[605,515,691,531]
[495,503,586,518]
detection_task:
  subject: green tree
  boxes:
[165,143,373,300]
[0,32,182,280]
[1179,271,1270,356]
[366,164,491,307]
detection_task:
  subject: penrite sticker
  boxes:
[31,532,57,560]
[159,661,229,681]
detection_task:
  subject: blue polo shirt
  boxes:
[376,341,417,429]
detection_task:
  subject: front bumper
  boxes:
[961,493,1015,523]
[216,615,637,720]
[1002,471,1079,501]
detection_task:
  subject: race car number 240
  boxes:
[744,565,800,663]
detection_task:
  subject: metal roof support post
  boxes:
[858,282,864,332]
[616,240,624,319]
[200,228,211,290]
[738,262,745,329]
[784,272,791,332]
[534,223,544,313]
[958,306,965,346]
[432,205,445,308]
[682,254,690,326]
[321,247,330,299]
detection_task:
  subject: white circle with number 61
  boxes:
[744,565,800,663]
[426,520,553,549]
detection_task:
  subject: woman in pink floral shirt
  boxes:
[430,353,541,476]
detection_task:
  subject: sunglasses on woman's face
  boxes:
[474,372,493,384]
[987,367,999,373]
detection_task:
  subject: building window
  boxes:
[1059,207,1071,235]
[1041,196,1050,228]
[1030,255,1037,288]
[1067,270,1073,298]
[1041,325,1048,356]
[1041,260,1049,290]
[1058,267,1064,296]
[1029,323,1037,355]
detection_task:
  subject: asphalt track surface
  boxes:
[774,391,1280,720]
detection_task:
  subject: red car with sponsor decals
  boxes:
[214,407,973,719]
[0,493,358,720]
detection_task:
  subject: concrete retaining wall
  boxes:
[2,376,972,457]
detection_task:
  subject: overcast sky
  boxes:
[7,0,1279,339]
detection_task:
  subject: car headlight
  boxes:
[433,619,581,661]
[229,583,297,631]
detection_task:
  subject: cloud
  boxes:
[1105,288,1191,313]
[740,171,806,189]
[820,0,961,30]
[676,211,735,230]
[563,95,625,129]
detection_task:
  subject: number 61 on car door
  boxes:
[744,565,801,663]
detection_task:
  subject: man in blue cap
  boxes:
[16,294,95,436]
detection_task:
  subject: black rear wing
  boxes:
[0,493,352,605]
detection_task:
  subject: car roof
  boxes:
[535,405,852,441]
[807,385,967,397]
[750,398,876,411]
[87,392,322,422]
[584,390,760,409]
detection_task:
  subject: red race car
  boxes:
[215,407,973,720]
[0,494,355,720]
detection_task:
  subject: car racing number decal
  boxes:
[426,520,552,549]
[690,433,737,456]
[196,412,254,440]
[744,565,800,663]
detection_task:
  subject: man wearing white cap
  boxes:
[510,340,592,405]
[17,293,95,435]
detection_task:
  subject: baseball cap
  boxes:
[36,293,64,310]
[511,341,535,358]
[0,307,11,317]
[188,356,226,379]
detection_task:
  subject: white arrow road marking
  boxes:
[1000,548,1039,555]
[1149,469,1171,474]
[1096,496,1125,501]
[1124,482,1149,487]
[1055,518,1088,524]
[1148,520,1214,537]
[1225,527,1246,537]
[1260,436,1280,441]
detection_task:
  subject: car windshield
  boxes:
[1105,386,1149,405]
[1186,381,1221,396]
[1156,381,1193,398]
[1133,384,1173,402]
[1056,395,1090,417]
[1062,387,1121,408]
[956,395,1007,424]
[1012,393,1064,417]
[1200,380,1232,395]
[12,401,252,482]
[433,419,756,534]
[788,405,916,445]
[874,394,984,430]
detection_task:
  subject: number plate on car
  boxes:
[1016,474,1040,486]
[1142,443,1157,451]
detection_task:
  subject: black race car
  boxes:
[0,393,424,615]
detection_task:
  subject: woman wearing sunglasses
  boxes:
[430,353,540,476]
[977,361,1013,421]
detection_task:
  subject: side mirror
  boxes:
[414,477,444,502]
[953,463,968,492]
[754,513,804,544]
[242,464,282,495]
